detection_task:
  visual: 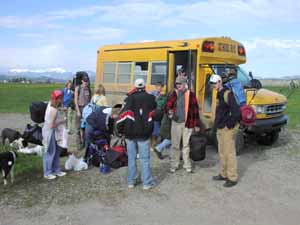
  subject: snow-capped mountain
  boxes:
[2,68,95,82]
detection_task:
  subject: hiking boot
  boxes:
[223,180,238,188]
[153,148,164,160]
[212,174,227,181]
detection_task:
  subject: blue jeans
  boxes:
[43,130,61,176]
[126,138,153,186]
[155,139,171,153]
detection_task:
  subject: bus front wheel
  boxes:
[256,131,279,146]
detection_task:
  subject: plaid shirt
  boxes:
[165,90,200,128]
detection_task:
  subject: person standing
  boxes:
[74,75,91,150]
[117,78,156,190]
[42,90,67,180]
[63,80,75,134]
[150,82,166,147]
[165,76,200,173]
[91,84,109,107]
[209,74,241,188]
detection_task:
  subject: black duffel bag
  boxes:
[29,101,48,123]
[189,133,207,161]
[23,124,43,146]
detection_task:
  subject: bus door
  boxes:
[166,50,197,93]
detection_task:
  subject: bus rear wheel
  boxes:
[256,131,279,146]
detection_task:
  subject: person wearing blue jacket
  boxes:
[63,80,75,134]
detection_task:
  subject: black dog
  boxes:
[1,128,22,145]
[0,151,17,185]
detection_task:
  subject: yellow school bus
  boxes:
[95,37,288,152]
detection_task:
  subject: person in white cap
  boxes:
[117,78,157,190]
[209,74,240,188]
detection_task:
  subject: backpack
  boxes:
[81,101,100,129]
[29,102,48,123]
[223,87,256,126]
[224,78,246,106]
[189,134,207,161]
[71,71,90,91]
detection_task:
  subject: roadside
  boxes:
[1,114,300,225]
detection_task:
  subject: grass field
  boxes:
[0,83,299,129]
[0,83,64,113]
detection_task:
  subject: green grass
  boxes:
[265,86,300,130]
[0,83,299,129]
[0,83,64,113]
[0,144,42,176]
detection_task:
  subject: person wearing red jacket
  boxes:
[165,76,200,173]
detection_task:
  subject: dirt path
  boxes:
[1,114,300,225]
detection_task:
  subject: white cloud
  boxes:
[0,44,67,68]
[9,67,67,73]
[244,38,300,51]
[1,0,299,30]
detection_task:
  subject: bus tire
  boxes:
[235,129,244,156]
[256,131,279,146]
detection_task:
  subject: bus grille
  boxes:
[266,104,285,115]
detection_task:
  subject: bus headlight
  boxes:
[253,105,265,114]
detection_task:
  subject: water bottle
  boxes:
[99,162,110,174]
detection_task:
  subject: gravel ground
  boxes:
[1,113,300,225]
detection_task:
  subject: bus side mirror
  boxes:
[251,79,262,89]
[249,71,253,79]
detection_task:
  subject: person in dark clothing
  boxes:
[116,78,157,190]
[210,74,241,188]
[84,106,121,162]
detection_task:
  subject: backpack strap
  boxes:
[223,90,230,105]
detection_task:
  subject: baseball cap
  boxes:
[51,90,63,100]
[134,78,145,88]
[209,74,222,84]
[175,76,187,84]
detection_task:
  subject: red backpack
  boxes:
[224,90,256,126]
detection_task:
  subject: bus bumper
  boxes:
[247,115,288,134]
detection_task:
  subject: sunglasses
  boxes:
[176,83,183,85]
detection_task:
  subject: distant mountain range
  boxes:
[0,68,96,83]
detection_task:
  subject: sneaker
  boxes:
[55,171,67,177]
[153,148,164,160]
[128,184,135,189]
[44,174,56,180]
[170,168,177,173]
[143,185,154,190]
[186,168,193,173]
[212,174,227,181]
[223,180,238,188]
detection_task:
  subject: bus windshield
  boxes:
[209,64,252,87]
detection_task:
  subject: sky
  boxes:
[0,0,299,78]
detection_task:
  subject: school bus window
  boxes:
[103,62,116,83]
[134,62,148,83]
[204,75,213,113]
[151,62,167,85]
[118,62,132,84]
